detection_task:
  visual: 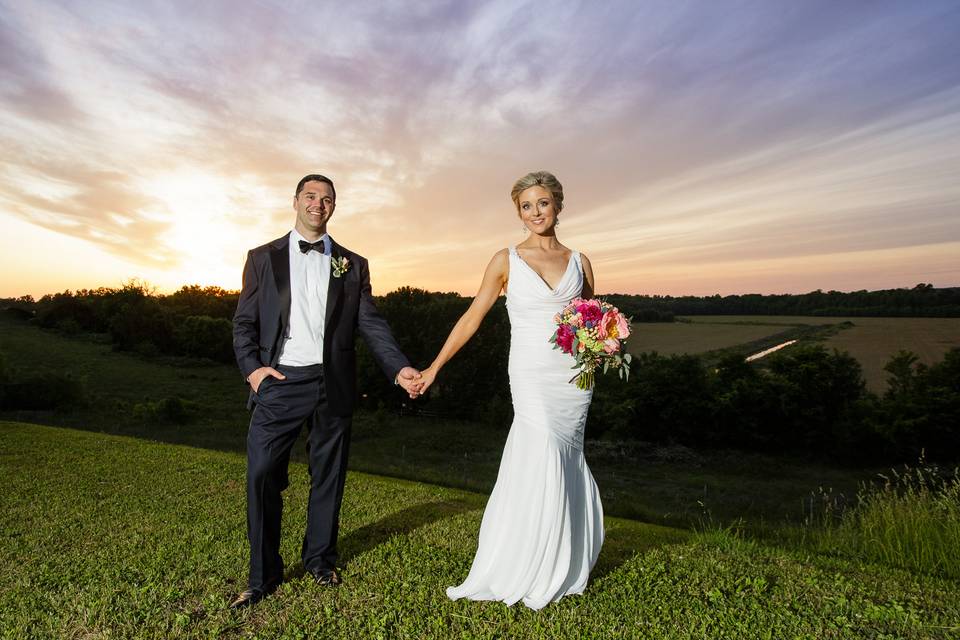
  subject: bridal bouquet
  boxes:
[550,298,632,390]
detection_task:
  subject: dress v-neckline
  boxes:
[513,247,576,293]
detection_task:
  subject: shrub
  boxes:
[711,353,785,450]
[55,318,82,336]
[586,373,636,440]
[478,392,513,428]
[880,348,960,460]
[109,298,176,354]
[762,344,867,451]
[1,307,34,322]
[0,372,85,410]
[174,315,233,362]
[0,351,8,407]
[37,295,98,331]
[131,397,194,424]
[621,352,714,445]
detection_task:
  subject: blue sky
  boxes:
[2,0,959,296]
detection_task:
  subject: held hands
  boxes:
[248,366,286,393]
[417,366,438,396]
[396,366,424,399]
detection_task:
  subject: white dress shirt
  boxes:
[277,229,331,366]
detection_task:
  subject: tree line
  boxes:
[604,283,960,317]
[2,283,958,463]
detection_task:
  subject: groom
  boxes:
[230,174,422,609]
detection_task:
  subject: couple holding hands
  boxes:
[230,171,603,611]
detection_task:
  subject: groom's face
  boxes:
[294,180,336,236]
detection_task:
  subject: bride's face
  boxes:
[517,185,558,234]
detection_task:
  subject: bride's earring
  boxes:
[555,217,560,227]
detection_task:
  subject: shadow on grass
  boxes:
[591,521,691,581]
[283,498,482,581]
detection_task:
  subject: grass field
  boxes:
[3,422,959,639]
[642,315,960,392]
[628,322,791,357]
[822,317,960,392]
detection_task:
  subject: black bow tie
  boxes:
[299,239,326,254]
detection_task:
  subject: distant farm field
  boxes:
[629,322,791,356]
[822,317,960,392]
[635,316,960,393]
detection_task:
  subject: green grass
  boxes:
[799,462,960,580]
[3,421,959,639]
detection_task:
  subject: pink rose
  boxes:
[603,338,620,354]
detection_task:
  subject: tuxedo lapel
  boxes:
[325,239,344,334]
[269,235,291,327]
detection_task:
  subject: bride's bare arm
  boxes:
[580,253,596,299]
[418,250,509,394]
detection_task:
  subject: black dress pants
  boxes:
[245,364,351,590]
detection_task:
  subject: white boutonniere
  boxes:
[332,255,351,278]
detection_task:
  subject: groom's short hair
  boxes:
[295,174,336,200]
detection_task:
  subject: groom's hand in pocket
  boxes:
[248,366,286,393]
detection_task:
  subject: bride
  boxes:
[418,171,604,609]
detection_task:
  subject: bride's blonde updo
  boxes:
[511,171,564,213]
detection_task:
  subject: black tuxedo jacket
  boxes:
[232,233,409,416]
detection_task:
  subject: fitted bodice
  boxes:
[506,246,584,339]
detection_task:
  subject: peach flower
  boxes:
[598,309,630,341]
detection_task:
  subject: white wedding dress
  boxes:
[446,246,604,610]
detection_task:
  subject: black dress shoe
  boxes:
[228,589,265,610]
[228,579,281,609]
[310,568,342,587]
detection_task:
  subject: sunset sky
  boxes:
[2,1,959,299]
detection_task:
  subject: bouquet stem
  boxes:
[571,369,595,390]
